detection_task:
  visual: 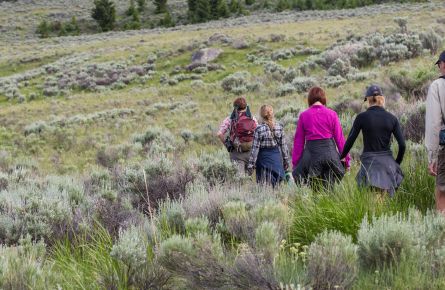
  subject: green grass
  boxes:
[51,226,129,290]
[290,149,435,245]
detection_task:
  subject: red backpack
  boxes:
[230,112,256,143]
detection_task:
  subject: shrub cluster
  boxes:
[221,71,259,95]
[24,108,135,135]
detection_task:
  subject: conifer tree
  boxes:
[217,0,230,18]
[195,0,211,22]
[92,0,116,32]
[153,0,168,13]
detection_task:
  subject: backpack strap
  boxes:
[439,76,445,125]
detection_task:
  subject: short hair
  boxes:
[233,97,247,110]
[307,86,327,106]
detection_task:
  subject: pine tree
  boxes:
[217,0,230,18]
[159,11,175,27]
[275,0,289,12]
[210,0,219,19]
[137,0,146,11]
[195,0,210,22]
[127,0,137,16]
[92,0,116,32]
[187,0,198,22]
[293,0,305,10]
[153,0,168,13]
[229,0,239,13]
[124,0,141,29]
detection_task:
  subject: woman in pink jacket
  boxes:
[292,86,350,189]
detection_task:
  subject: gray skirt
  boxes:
[356,151,403,196]
[293,138,345,185]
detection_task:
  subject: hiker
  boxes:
[292,86,350,189]
[425,50,445,212]
[340,84,406,196]
[247,105,290,187]
[217,97,258,175]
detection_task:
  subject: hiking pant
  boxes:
[230,151,250,176]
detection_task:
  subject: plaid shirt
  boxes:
[248,123,290,169]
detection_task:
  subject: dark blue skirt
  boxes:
[256,146,285,187]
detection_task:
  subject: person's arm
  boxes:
[217,117,231,144]
[425,82,442,165]
[278,125,290,171]
[332,112,351,168]
[393,120,406,164]
[340,115,361,160]
[248,127,261,169]
[291,114,305,168]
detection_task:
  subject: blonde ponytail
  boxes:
[367,95,385,107]
[260,105,275,133]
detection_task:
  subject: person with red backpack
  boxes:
[217,97,258,175]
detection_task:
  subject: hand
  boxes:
[283,162,289,171]
[428,161,438,176]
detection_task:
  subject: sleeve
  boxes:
[332,112,351,168]
[291,114,305,168]
[248,127,261,169]
[425,82,442,164]
[217,117,231,136]
[279,126,290,170]
[253,116,259,127]
[340,115,361,160]
[393,119,406,164]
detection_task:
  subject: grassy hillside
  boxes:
[0,1,444,289]
[0,1,443,173]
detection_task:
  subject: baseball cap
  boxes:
[364,84,383,101]
[435,50,445,65]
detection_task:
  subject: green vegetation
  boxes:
[0,1,445,288]
[92,0,117,32]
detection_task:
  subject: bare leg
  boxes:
[435,186,445,213]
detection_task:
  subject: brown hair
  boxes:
[260,105,275,133]
[367,95,385,107]
[307,86,327,106]
[233,97,247,110]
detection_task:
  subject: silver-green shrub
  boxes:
[357,213,415,268]
[307,230,358,290]
[158,200,186,235]
[221,71,252,95]
[0,236,55,289]
[185,216,210,237]
[291,77,317,94]
[197,149,238,185]
[111,226,147,269]
[420,29,443,54]
[132,127,177,153]
[327,58,351,77]
[255,221,280,262]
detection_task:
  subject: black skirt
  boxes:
[293,139,345,186]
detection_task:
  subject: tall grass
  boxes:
[290,149,435,245]
[51,226,129,290]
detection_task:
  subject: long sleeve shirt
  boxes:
[340,106,406,164]
[292,104,350,168]
[425,77,445,164]
[248,123,290,169]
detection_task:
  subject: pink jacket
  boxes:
[292,104,350,168]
